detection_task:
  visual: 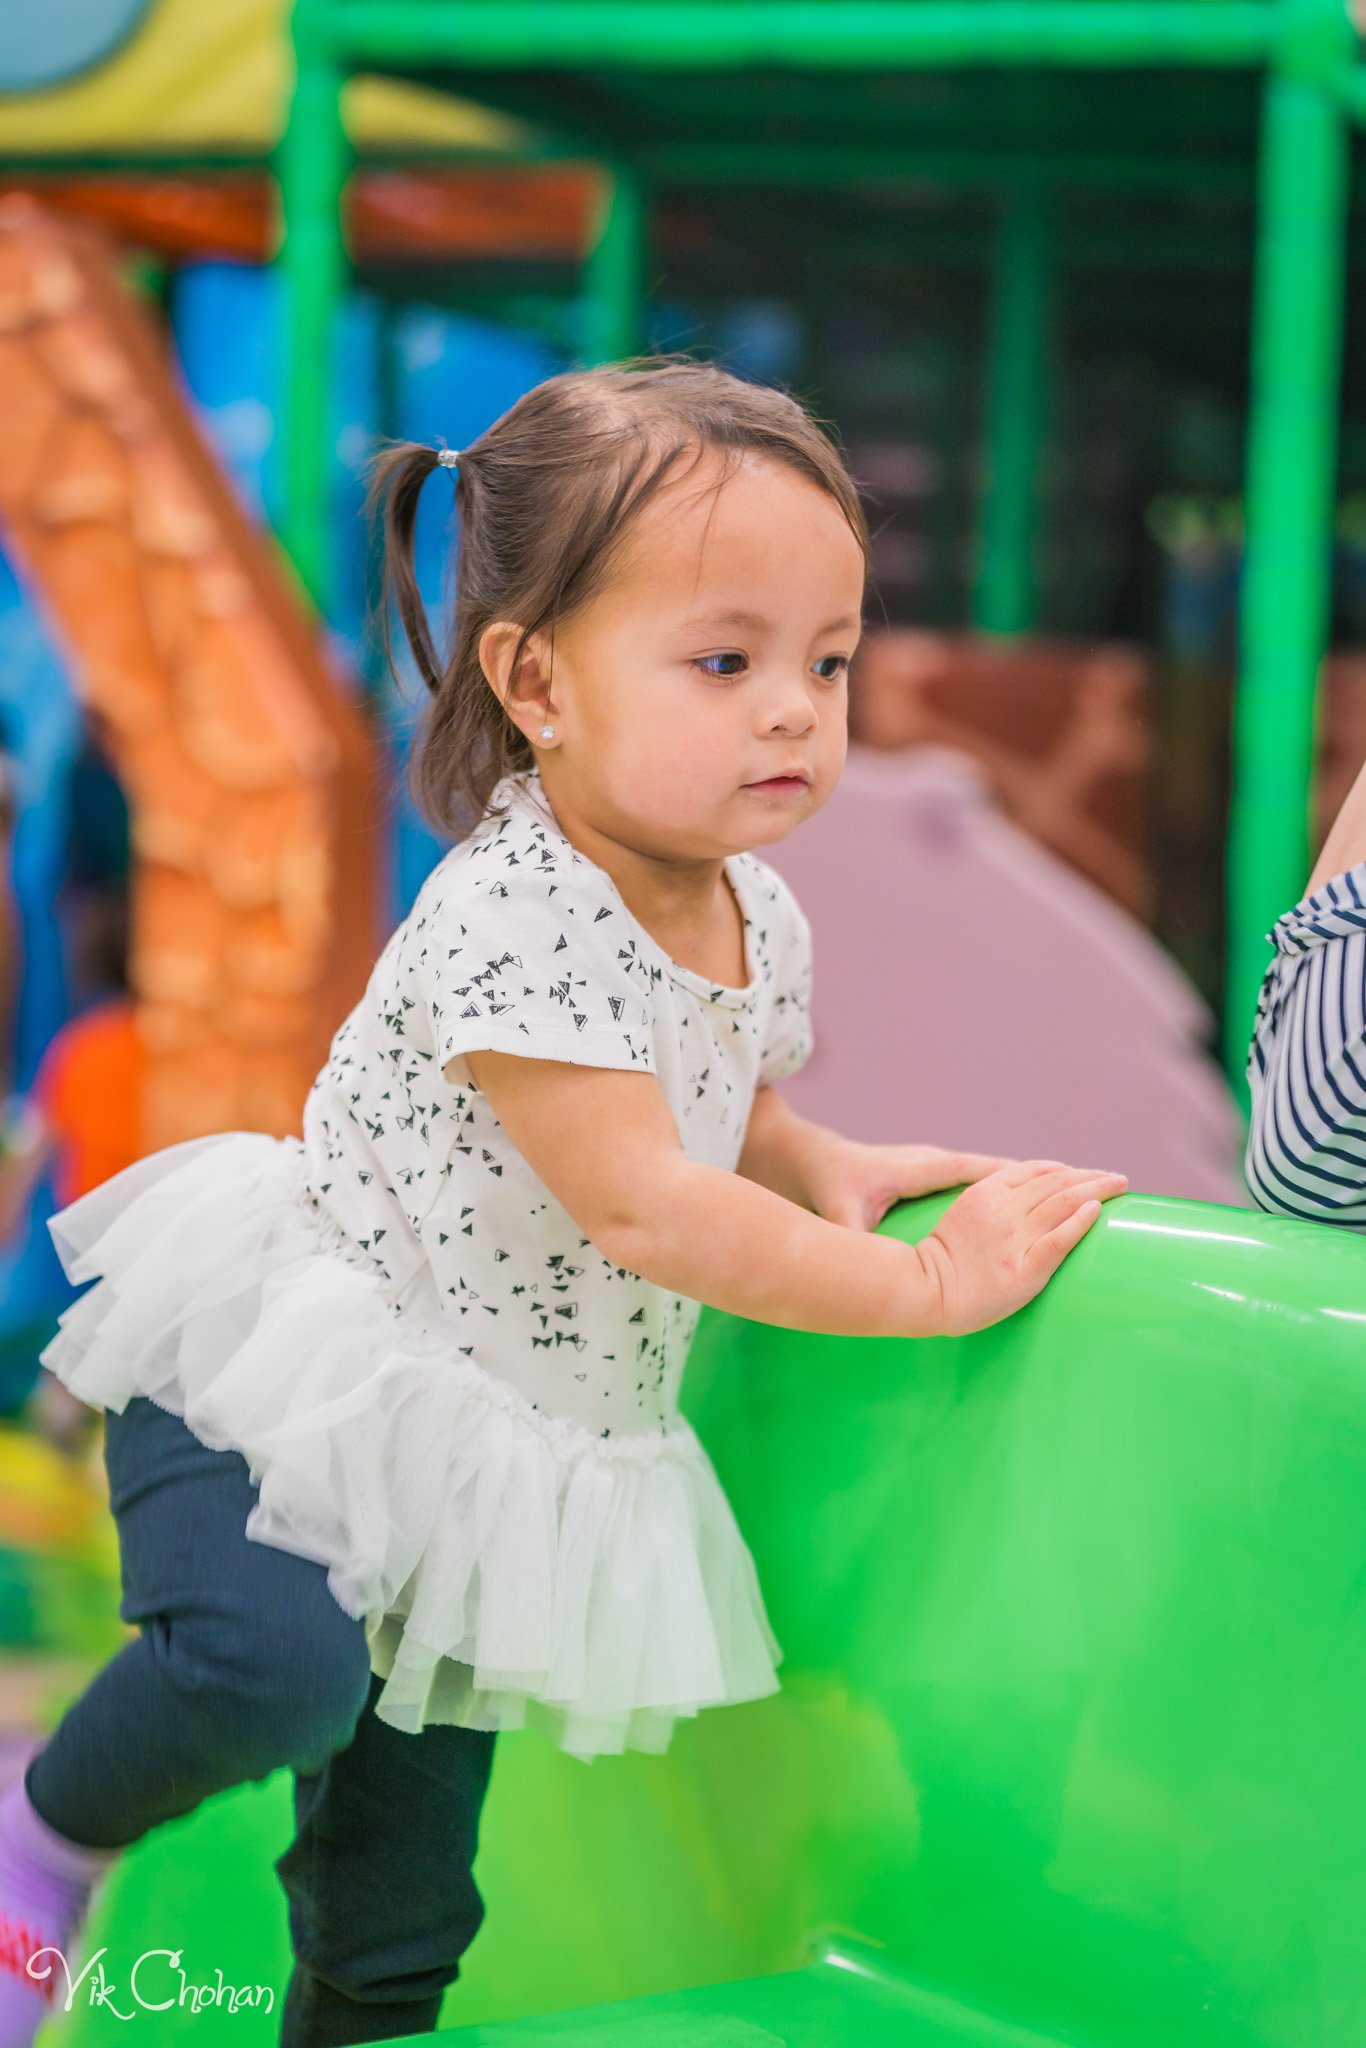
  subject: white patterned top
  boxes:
[299,764,815,1441]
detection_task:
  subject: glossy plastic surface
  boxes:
[676,1189,1366,2047]
[69,1191,1366,2045]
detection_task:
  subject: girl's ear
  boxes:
[479,623,557,742]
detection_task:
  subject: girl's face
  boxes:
[533,449,864,861]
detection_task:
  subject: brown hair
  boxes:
[366,351,872,842]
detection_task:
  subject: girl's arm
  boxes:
[734,1084,833,1209]
[462,1050,1124,1340]
[737,1084,1012,1226]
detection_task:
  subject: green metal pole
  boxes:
[333,2,1277,69]
[278,0,348,613]
[972,183,1052,635]
[1224,0,1353,1096]
[1333,59,1366,120]
[579,163,648,364]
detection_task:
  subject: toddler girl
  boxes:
[0,356,1126,2046]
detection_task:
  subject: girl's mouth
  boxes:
[743,776,809,796]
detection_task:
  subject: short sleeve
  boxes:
[415,862,657,1089]
[1248,857,1366,1089]
[1245,858,1366,1223]
[758,886,815,1085]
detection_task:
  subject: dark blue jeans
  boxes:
[25,1397,498,2046]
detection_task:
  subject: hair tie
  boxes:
[435,446,461,469]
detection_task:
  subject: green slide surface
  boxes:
[50,1192,1366,2046]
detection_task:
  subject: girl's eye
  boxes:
[695,652,851,681]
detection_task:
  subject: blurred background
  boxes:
[0,0,1362,1991]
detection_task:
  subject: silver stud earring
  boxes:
[539,725,555,740]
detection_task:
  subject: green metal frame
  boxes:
[972,182,1052,636]
[279,0,1366,1098]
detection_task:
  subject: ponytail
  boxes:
[365,440,450,699]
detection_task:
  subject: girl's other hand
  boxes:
[804,1137,1015,1231]
[912,1159,1128,1337]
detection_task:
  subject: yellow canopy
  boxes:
[0,0,525,156]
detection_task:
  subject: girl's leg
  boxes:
[276,1678,498,2048]
[0,1396,374,2040]
[28,1395,375,1845]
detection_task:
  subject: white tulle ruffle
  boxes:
[38,1130,782,1759]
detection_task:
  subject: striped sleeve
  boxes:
[1245,860,1366,1225]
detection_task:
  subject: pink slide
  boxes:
[763,744,1244,1204]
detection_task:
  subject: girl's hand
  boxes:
[803,1136,1015,1232]
[911,1158,1128,1337]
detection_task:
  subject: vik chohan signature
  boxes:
[21,1941,275,2018]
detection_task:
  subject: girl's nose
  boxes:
[766,681,819,736]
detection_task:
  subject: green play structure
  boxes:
[40,9,1366,2043]
[64,1189,1366,2047]
[278,0,1366,1094]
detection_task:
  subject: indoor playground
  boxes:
[1,1,1366,2043]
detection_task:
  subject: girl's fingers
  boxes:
[1015,1165,1095,1213]
[1021,1167,1127,1217]
[1027,1183,1116,1236]
[994,1158,1067,1188]
[1034,1198,1102,1267]
[1038,1171,1127,1213]
[892,1148,1012,1191]
[953,1152,1013,1182]
[994,1158,1127,1195]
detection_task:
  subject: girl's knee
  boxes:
[258,1613,373,1775]
[160,1575,373,1777]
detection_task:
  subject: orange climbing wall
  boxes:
[0,195,382,1152]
